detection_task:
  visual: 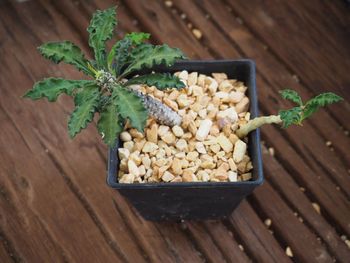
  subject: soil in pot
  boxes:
[117,70,253,184]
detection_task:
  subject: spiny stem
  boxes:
[236,115,282,138]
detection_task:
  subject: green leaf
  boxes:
[107,37,132,74]
[68,85,100,138]
[87,7,117,68]
[279,89,303,106]
[113,86,148,132]
[279,107,302,128]
[302,92,343,120]
[125,73,185,89]
[97,102,123,146]
[126,32,150,45]
[38,41,92,75]
[122,44,186,77]
[24,78,94,102]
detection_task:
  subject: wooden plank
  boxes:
[252,182,334,262]
[227,0,350,128]
[0,229,22,263]
[261,146,350,262]
[229,201,292,263]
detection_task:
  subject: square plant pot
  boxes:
[107,60,263,221]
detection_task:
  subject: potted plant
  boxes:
[24,7,343,221]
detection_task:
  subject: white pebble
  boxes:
[233,140,247,163]
[196,119,213,141]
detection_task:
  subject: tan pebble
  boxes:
[246,161,253,171]
[138,165,146,176]
[171,176,183,182]
[119,159,128,172]
[229,91,244,103]
[285,247,293,257]
[171,158,183,175]
[197,74,206,86]
[153,89,164,99]
[161,132,176,145]
[235,97,249,113]
[134,139,146,152]
[241,173,252,181]
[219,80,234,92]
[233,140,247,163]
[158,165,170,178]
[168,90,180,100]
[119,174,134,184]
[146,124,158,143]
[129,129,144,139]
[312,203,321,214]
[182,132,193,140]
[142,141,159,153]
[128,160,140,177]
[192,85,203,96]
[207,108,218,119]
[196,119,213,141]
[141,156,151,169]
[201,161,216,169]
[188,121,198,136]
[190,102,202,112]
[207,78,218,95]
[187,72,198,86]
[164,97,179,111]
[264,218,272,227]
[215,91,229,99]
[217,134,233,153]
[154,158,168,167]
[216,151,226,158]
[182,171,198,182]
[192,28,202,39]
[120,131,132,142]
[177,94,191,108]
[218,162,229,172]
[123,141,134,151]
[118,148,130,160]
[210,124,220,136]
[223,124,231,137]
[158,125,170,137]
[198,170,210,182]
[228,171,238,182]
[198,109,207,119]
[228,158,237,171]
[175,151,186,158]
[172,125,184,137]
[180,158,189,168]
[195,142,207,154]
[186,151,199,161]
[176,139,188,151]
[229,134,239,144]
[129,151,142,165]
[162,171,175,182]
[212,73,228,83]
[210,144,221,153]
[237,161,247,173]
[181,114,192,129]
[178,70,188,80]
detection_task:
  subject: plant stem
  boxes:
[236,115,282,138]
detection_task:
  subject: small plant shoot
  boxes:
[24,6,344,147]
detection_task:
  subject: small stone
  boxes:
[192,28,202,39]
[192,85,203,96]
[188,121,198,136]
[161,132,176,145]
[207,78,218,94]
[215,91,229,99]
[183,172,197,182]
[177,94,191,108]
[212,73,228,83]
[141,156,151,169]
[312,203,321,214]
[138,165,146,176]
[175,152,186,158]
[171,158,183,175]
[129,129,144,139]
[268,147,275,156]
[176,139,188,151]
[119,174,134,184]
[217,134,233,153]
[128,160,140,177]
[162,171,175,182]
[187,72,198,86]
[209,124,220,136]
[210,144,221,153]
[178,70,189,80]
[146,124,158,143]
[164,97,178,111]
[186,151,199,161]
[196,119,213,141]
[134,139,146,152]
[195,142,207,154]
[228,171,237,182]
[235,97,249,113]
[285,247,293,257]
[120,131,132,142]
[198,109,207,119]
[118,148,130,160]
[241,173,252,181]
[129,151,141,165]
[180,158,189,169]
[198,171,210,182]
[219,80,234,92]
[171,176,183,182]
[123,141,134,151]
[142,142,159,153]
[158,125,170,137]
[172,125,184,137]
[228,158,237,171]
[164,0,173,7]
[229,91,244,103]
[218,162,230,172]
[201,161,216,169]
[233,140,247,163]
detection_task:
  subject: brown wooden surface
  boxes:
[0,0,349,262]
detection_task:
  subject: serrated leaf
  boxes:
[122,44,186,76]
[279,89,303,106]
[126,32,150,45]
[38,41,92,75]
[68,85,100,138]
[97,102,123,146]
[107,37,132,74]
[112,86,148,132]
[125,73,185,90]
[24,78,94,102]
[87,6,116,68]
[279,107,302,128]
[302,92,343,120]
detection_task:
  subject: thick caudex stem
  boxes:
[236,115,282,138]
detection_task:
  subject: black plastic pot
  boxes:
[107,60,263,221]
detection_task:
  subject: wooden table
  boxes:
[0,0,349,262]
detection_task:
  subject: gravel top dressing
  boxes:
[117,71,253,183]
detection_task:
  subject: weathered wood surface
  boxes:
[0,0,349,262]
